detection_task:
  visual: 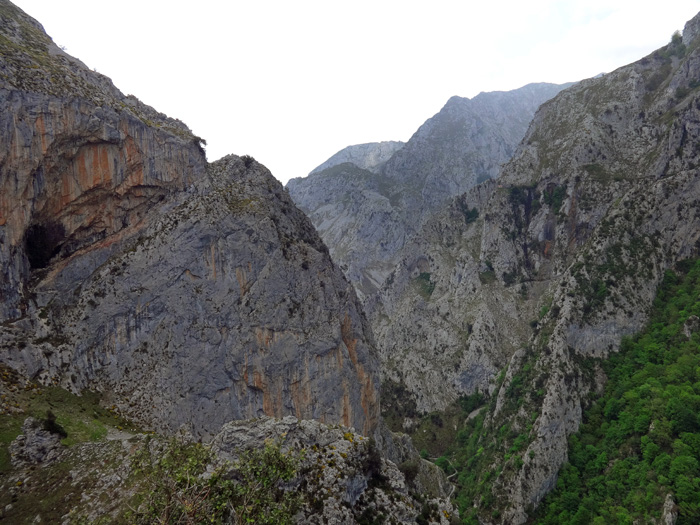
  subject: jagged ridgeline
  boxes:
[287,83,572,300]
[289,10,700,525]
[4,0,700,522]
[0,1,461,522]
[431,17,700,523]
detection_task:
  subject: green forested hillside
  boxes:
[532,260,700,524]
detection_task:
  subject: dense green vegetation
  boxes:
[456,198,479,224]
[445,393,534,524]
[421,259,700,524]
[533,259,700,524]
[543,185,566,215]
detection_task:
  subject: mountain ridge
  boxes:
[307,140,405,176]
[288,82,571,300]
[0,0,380,440]
[366,11,700,523]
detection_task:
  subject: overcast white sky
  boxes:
[11,1,700,183]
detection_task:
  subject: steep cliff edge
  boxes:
[489,22,700,522]
[0,0,379,439]
[287,83,571,299]
[372,13,700,523]
[0,0,206,321]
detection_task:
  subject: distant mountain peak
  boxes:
[308,140,405,176]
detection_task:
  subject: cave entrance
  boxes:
[24,220,65,269]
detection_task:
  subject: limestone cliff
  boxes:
[0,0,379,439]
[369,12,700,523]
[0,1,206,321]
[287,83,571,299]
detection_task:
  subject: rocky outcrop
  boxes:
[662,493,679,525]
[0,0,206,321]
[287,83,571,299]
[0,415,454,524]
[367,181,519,413]
[9,416,64,468]
[0,0,379,439]
[3,155,380,438]
[309,141,405,175]
[213,416,455,524]
[381,83,573,213]
[490,24,700,519]
[288,161,409,299]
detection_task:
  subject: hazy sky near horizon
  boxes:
[11,1,700,183]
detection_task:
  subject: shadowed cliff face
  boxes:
[0,0,380,438]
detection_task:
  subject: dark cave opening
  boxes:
[24,221,66,269]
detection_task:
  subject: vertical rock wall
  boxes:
[0,1,380,439]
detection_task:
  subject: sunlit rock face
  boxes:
[0,0,380,439]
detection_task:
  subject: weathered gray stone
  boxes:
[9,417,64,468]
[662,493,678,525]
[0,1,206,322]
[309,141,405,175]
[287,83,572,299]
[211,416,455,524]
[373,11,700,524]
[292,9,700,524]
[683,315,699,339]
[0,0,379,440]
[0,3,447,524]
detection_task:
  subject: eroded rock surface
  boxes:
[368,12,700,523]
[309,141,405,175]
[9,416,64,468]
[287,83,571,299]
[0,416,454,524]
[213,416,455,524]
[0,0,379,439]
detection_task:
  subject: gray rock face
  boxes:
[5,156,380,438]
[0,1,206,322]
[382,83,574,213]
[287,83,571,299]
[370,10,700,523]
[9,417,64,468]
[0,1,379,440]
[662,493,678,525]
[288,162,408,300]
[368,181,525,413]
[309,141,405,175]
